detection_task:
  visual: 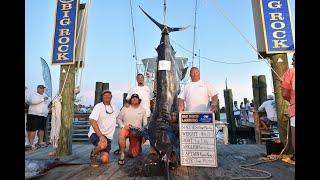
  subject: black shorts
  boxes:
[90,133,112,153]
[26,114,47,131]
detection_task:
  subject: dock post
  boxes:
[269,54,292,153]
[102,82,109,92]
[94,82,103,105]
[253,111,262,144]
[57,64,76,156]
[215,99,220,121]
[224,89,237,144]
[252,76,260,110]
[258,75,267,105]
[56,3,85,156]
[123,93,128,106]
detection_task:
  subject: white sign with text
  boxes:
[179,112,217,167]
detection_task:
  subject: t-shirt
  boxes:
[116,105,147,129]
[281,68,295,117]
[178,80,218,111]
[245,103,251,111]
[233,104,240,115]
[88,102,119,140]
[258,100,277,121]
[126,85,153,117]
[27,92,50,117]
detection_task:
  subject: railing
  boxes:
[47,113,91,143]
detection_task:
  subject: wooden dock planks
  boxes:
[26,129,294,180]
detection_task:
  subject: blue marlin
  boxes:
[130,6,189,172]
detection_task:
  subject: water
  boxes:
[219,113,227,122]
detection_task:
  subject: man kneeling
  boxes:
[88,90,119,167]
[117,94,147,165]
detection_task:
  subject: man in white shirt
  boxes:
[117,94,147,165]
[26,85,51,150]
[126,73,153,118]
[233,101,241,125]
[258,94,278,130]
[126,73,155,154]
[88,90,119,167]
[178,67,219,113]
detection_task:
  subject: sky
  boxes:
[25,0,295,108]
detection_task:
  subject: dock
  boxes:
[26,128,295,179]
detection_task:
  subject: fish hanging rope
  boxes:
[50,95,62,149]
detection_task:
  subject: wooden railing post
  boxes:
[224,88,237,144]
[253,111,261,144]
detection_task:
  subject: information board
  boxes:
[179,112,217,167]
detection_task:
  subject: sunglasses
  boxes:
[105,105,114,114]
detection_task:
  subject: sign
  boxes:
[179,112,217,167]
[52,0,79,65]
[158,60,171,71]
[261,0,295,53]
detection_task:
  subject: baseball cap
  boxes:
[131,93,140,99]
[102,90,112,96]
[267,94,274,100]
[37,85,46,89]
[129,93,141,104]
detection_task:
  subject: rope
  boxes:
[191,0,198,67]
[129,0,138,74]
[75,0,91,93]
[230,117,292,179]
[60,65,72,97]
[211,0,283,81]
[171,38,261,64]
[163,0,167,25]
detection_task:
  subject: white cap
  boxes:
[267,94,274,100]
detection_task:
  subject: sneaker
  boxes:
[90,150,99,167]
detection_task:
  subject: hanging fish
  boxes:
[130,6,189,175]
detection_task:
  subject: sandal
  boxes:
[118,153,125,165]
[90,150,99,167]
[118,158,125,165]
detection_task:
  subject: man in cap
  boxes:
[26,85,51,150]
[126,73,155,154]
[117,93,147,165]
[88,90,119,167]
[281,53,295,161]
[258,94,278,130]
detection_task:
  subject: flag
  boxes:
[40,57,52,98]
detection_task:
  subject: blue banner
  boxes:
[260,0,294,53]
[52,0,79,65]
[40,57,52,98]
[181,113,213,123]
